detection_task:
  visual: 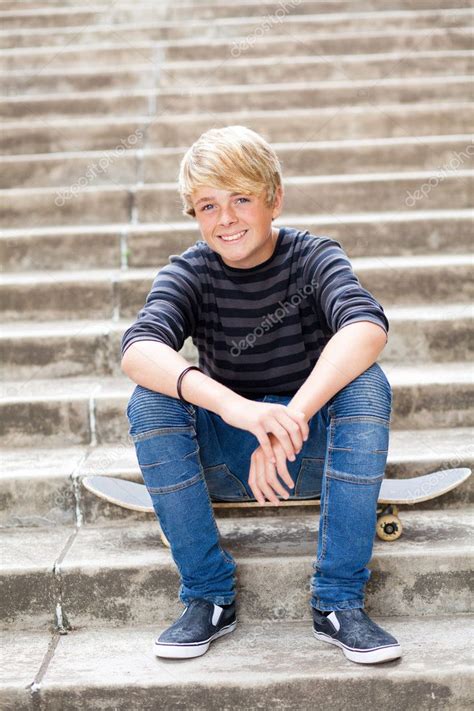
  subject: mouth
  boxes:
[218,229,248,243]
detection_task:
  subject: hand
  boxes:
[219,397,309,464]
[249,433,299,505]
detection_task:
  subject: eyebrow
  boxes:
[195,192,244,206]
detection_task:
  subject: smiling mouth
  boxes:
[218,229,248,243]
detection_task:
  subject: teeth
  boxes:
[220,229,246,242]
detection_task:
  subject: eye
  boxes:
[200,204,213,212]
[236,197,250,204]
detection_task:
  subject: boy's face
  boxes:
[191,185,283,269]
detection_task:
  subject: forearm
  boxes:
[288,322,388,421]
[121,340,244,417]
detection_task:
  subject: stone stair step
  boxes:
[0,363,472,446]
[3,134,473,190]
[2,101,471,155]
[2,169,473,228]
[1,0,472,10]
[382,303,473,363]
[1,7,471,50]
[1,0,472,28]
[2,615,473,711]
[2,211,472,271]
[2,74,473,120]
[1,26,470,72]
[2,50,472,96]
[1,426,471,528]
[1,303,472,381]
[1,255,472,322]
[1,508,472,631]
[0,255,472,322]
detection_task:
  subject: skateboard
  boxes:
[82,467,471,545]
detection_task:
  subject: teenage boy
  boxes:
[121,125,401,664]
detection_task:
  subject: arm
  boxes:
[287,236,390,421]
[287,321,387,421]
[121,340,245,418]
[247,322,387,505]
[120,256,246,417]
[246,237,390,504]
[121,258,307,460]
[122,341,308,463]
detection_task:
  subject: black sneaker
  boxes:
[154,598,237,659]
[312,607,402,664]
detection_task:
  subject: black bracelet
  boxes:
[177,366,202,405]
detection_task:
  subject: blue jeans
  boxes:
[126,362,392,612]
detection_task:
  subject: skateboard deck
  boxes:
[82,467,471,543]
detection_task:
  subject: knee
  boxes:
[329,362,392,421]
[126,385,193,436]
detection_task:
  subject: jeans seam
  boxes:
[330,415,390,426]
[131,425,194,442]
[200,462,236,566]
[147,470,203,494]
[318,414,334,569]
[326,469,384,485]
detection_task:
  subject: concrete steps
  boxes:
[1,255,473,321]
[1,363,473,447]
[3,134,473,189]
[3,170,473,227]
[1,8,471,50]
[2,616,473,710]
[1,426,472,528]
[3,74,473,120]
[1,509,473,631]
[1,27,471,72]
[2,211,473,270]
[2,50,473,95]
[1,0,473,27]
[1,303,473,380]
[2,101,471,155]
[0,0,472,11]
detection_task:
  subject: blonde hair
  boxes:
[178,125,283,218]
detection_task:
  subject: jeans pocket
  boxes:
[294,457,324,498]
[203,463,251,502]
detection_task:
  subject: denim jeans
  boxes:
[126,361,392,612]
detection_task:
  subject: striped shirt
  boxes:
[121,226,389,399]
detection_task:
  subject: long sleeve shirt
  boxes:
[121,225,389,399]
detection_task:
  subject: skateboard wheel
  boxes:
[376,514,403,541]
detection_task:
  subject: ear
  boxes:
[271,185,284,219]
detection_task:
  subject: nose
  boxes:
[218,204,238,226]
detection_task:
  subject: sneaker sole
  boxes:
[313,629,402,664]
[154,620,237,659]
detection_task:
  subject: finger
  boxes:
[255,426,277,464]
[256,457,281,505]
[249,452,266,505]
[287,408,310,441]
[264,458,290,501]
[263,417,298,462]
[276,410,305,454]
[273,444,295,490]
